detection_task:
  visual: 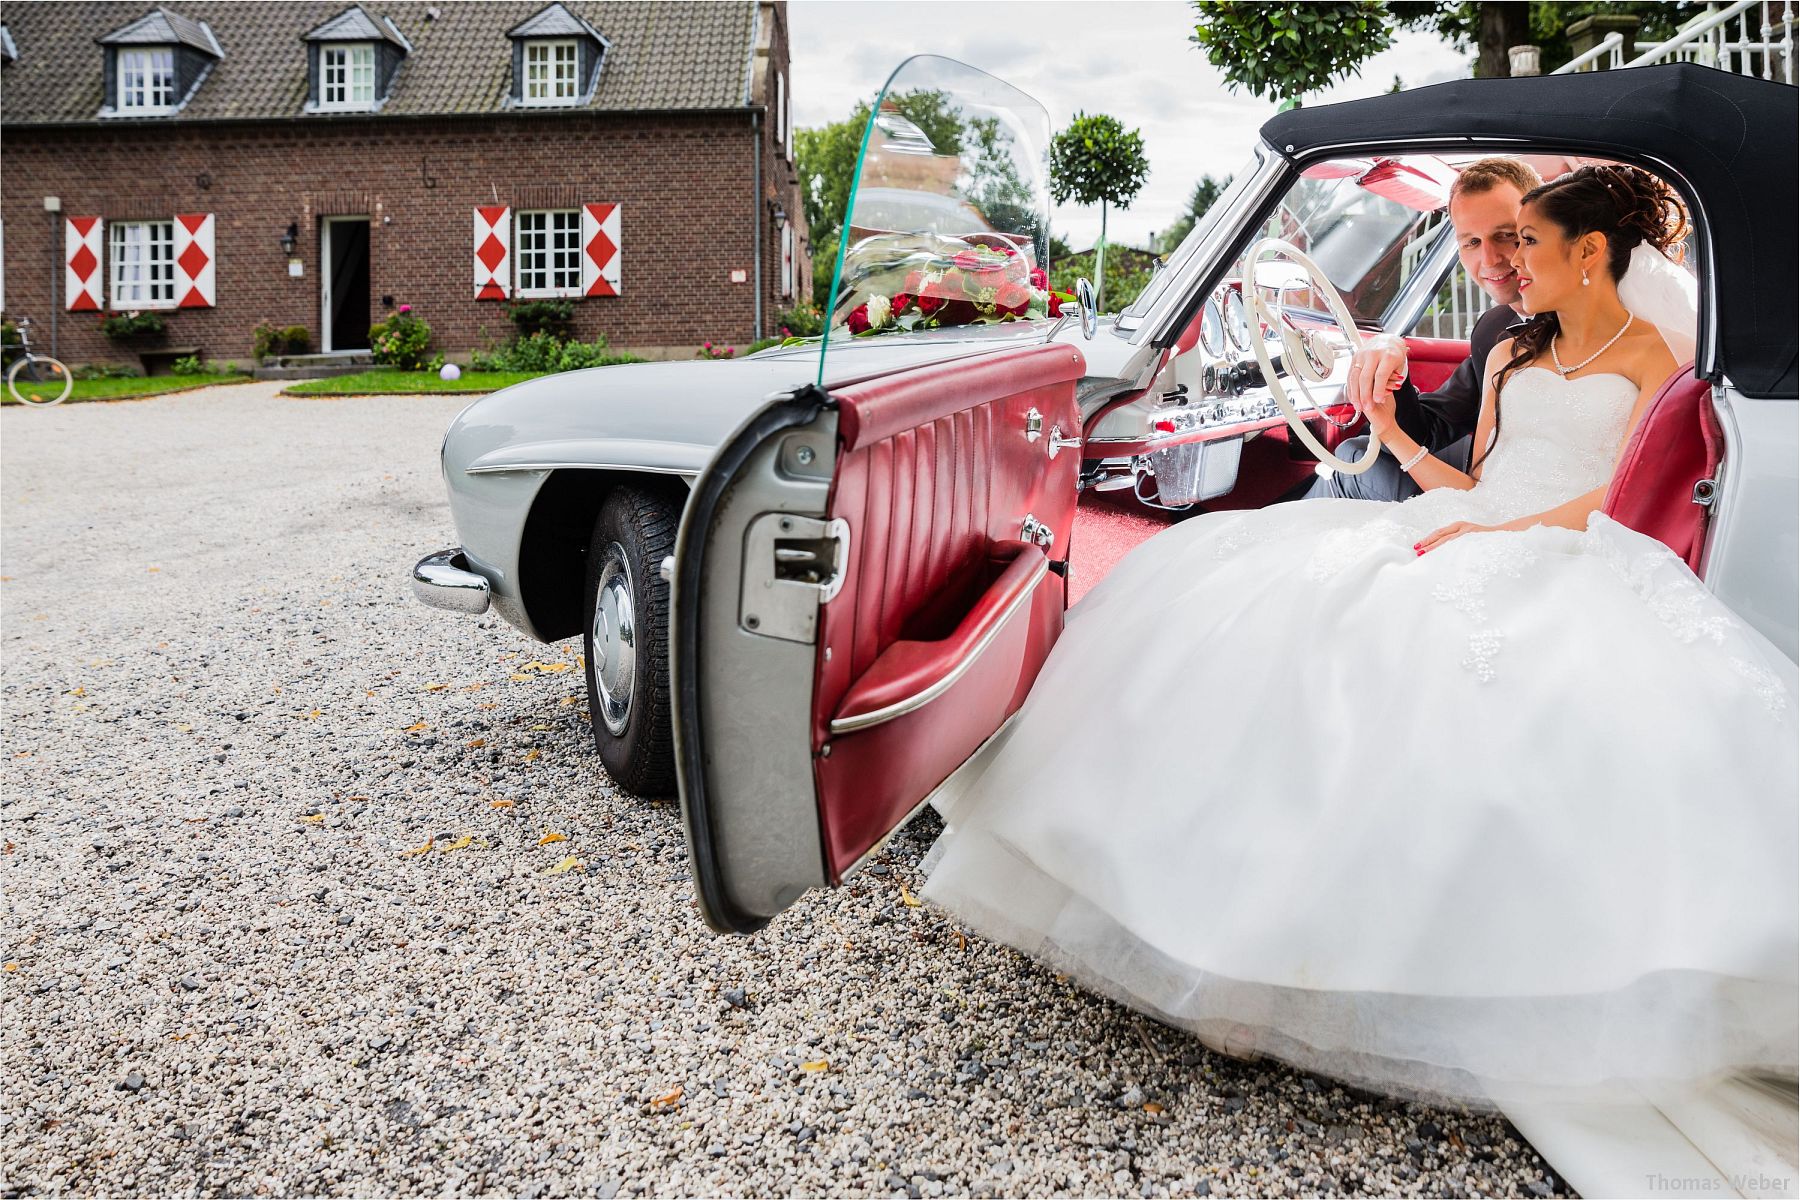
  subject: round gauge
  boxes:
[1198,298,1226,357]
[1223,288,1251,351]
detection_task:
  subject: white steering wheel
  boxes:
[1242,238,1384,476]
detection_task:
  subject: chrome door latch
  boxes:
[1047,424,1081,460]
[1020,513,1056,547]
[1024,407,1044,443]
[739,514,851,643]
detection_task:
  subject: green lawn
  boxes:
[1,372,250,405]
[284,369,545,396]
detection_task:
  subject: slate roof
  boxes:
[506,3,604,43]
[1,1,759,124]
[303,5,410,50]
[97,6,222,54]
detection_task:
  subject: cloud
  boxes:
[791,2,1472,248]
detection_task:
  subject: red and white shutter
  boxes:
[173,213,216,308]
[473,206,511,300]
[65,216,104,312]
[580,203,620,297]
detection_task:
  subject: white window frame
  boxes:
[775,72,785,149]
[514,209,582,298]
[522,39,580,106]
[110,220,177,309]
[118,46,175,114]
[319,42,377,111]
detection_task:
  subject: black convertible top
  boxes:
[1262,64,1797,398]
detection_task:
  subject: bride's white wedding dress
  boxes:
[920,365,1798,1112]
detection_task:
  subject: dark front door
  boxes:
[323,218,370,352]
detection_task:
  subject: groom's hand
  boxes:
[1347,334,1409,417]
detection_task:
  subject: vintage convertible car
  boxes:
[417,56,1795,1193]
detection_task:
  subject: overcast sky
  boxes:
[789,1,1472,249]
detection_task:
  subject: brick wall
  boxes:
[2,105,811,367]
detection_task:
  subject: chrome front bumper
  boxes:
[412,548,492,615]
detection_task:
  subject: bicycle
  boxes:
[5,318,73,406]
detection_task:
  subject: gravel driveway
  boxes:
[1,382,1571,1197]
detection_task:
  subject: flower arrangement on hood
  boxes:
[835,235,1074,338]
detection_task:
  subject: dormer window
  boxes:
[97,8,223,119]
[118,46,175,112]
[303,6,409,115]
[507,4,608,110]
[523,39,579,106]
[320,43,376,110]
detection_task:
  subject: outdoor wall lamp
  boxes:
[280,223,299,257]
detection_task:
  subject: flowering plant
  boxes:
[834,234,1073,339]
[696,342,736,360]
[370,303,433,370]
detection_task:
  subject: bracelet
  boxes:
[1398,445,1430,473]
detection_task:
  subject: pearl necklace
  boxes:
[1551,313,1633,377]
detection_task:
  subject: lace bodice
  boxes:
[1398,366,1639,531]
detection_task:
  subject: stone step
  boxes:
[252,362,374,381]
[270,351,375,369]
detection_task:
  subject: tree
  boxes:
[794,90,967,303]
[1157,175,1230,255]
[1190,1,1710,101]
[1049,112,1150,312]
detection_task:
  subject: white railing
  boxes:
[1553,1,1795,81]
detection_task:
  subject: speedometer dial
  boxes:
[1199,298,1226,356]
[1223,289,1250,351]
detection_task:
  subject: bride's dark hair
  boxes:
[1473,164,1690,475]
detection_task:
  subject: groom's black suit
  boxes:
[1305,304,1521,502]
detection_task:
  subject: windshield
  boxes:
[1122,153,1266,322]
[818,56,1052,383]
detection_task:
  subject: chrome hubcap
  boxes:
[591,544,637,737]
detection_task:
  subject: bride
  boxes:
[919,165,1798,1112]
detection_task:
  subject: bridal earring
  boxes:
[1582,269,1591,287]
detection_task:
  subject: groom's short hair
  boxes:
[1450,158,1543,203]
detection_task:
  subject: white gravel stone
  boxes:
[0,384,1572,1196]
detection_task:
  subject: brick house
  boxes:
[0,1,808,368]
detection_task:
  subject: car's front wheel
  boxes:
[583,485,680,797]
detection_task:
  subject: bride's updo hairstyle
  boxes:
[1476,164,1690,474]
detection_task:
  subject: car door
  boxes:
[671,342,1086,932]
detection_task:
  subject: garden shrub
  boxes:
[370,304,432,370]
[507,299,576,340]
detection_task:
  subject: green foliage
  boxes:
[507,299,577,339]
[795,88,975,302]
[1050,247,1158,315]
[1049,113,1149,211]
[170,354,207,376]
[283,369,548,396]
[741,336,787,355]
[73,363,141,380]
[99,310,167,341]
[369,307,433,371]
[1191,2,1392,101]
[469,330,641,373]
[1049,112,1149,311]
[253,321,311,360]
[773,304,825,338]
[1157,175,1231,255]
[1195,1,1711,99]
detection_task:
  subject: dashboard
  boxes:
[1081,284,1359,506]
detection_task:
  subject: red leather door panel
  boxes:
[1403,336,1469,393]
[811,344,1085,879]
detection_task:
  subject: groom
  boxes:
[1306,157,1543,501]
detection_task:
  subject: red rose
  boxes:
[1048,292,1064,318]
[938,299,977,325]
[892,293,915,316]
[951,251,983,270]
[915,292,945,316]
[903,270,925,295]
[995,281,1031,312]
[1001,245,1017,257]
[847,304,871,334]
[1029,267,1048,290]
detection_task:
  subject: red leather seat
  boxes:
[1600,362,1721,573]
